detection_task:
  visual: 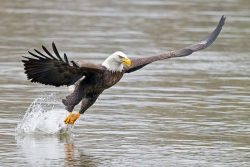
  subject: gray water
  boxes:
[0,0,250,166]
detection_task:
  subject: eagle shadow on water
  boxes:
[22,15,226,125]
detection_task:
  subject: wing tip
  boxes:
[219,15,226,27]
[52,42,65,62]
[221,15,226,21]
[199,15,226,49]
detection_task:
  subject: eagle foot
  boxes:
[64,112,80,124]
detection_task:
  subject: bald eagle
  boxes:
[22,16,226,124]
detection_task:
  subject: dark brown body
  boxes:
[62,69,124,114]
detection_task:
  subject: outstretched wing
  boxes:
[22,42,104,87]
[124,15,226,73]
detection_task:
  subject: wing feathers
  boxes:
[64,53,69,65]
[71,60,80,67]
[22,43,103,87]
[42,45,57,60]
[125,15,226,73]
[27,51,45,60]
[52,42,63,61]
[34,49,50,59]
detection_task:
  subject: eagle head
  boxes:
[102,51,131,72]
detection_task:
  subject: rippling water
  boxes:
[0,0,249,166]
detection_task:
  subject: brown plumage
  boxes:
[125,16,226,73]
[22,15,226,123]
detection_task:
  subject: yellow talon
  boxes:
[64,112,80,124]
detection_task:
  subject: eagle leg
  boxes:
[62,79,85,112]
[64,112,80,124]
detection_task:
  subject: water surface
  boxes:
[0,0,250,166]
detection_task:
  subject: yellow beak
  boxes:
[121,58,131,67]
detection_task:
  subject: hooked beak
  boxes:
[121,58,131,67]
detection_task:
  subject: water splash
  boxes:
[16,94,74,135]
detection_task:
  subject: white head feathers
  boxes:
[102,51,130,72]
